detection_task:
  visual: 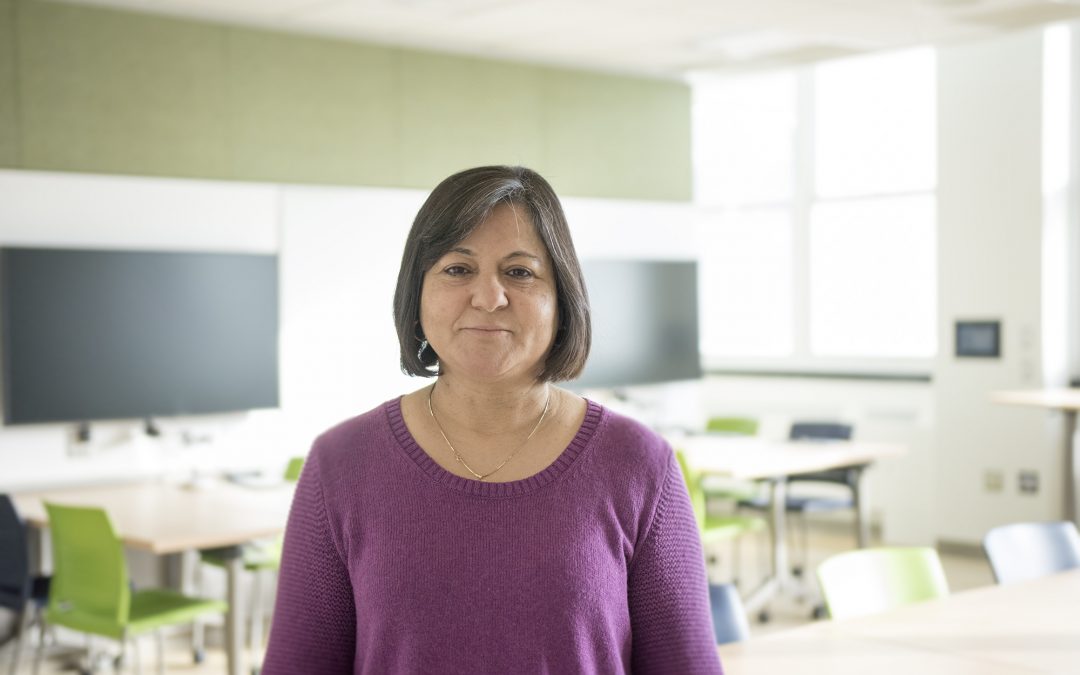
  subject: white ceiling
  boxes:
[52,0,1080,78]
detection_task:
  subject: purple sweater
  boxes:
[263,398,723,674]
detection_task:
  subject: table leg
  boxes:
[770,478,789,586]
[224,548,244,675]
[853,466,870,548]
[744,477,787,616]
[1066,410,1078,525]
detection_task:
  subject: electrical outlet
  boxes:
[984,469,1005,493]
[1018,470,1039,495]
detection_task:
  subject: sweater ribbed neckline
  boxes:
[385,395,602,497]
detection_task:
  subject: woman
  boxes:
[262,166,723,674]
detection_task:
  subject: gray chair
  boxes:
[0,495,50,675]
[982,521,1080,585]
[708,583,751,645]
[737,422,860,619]
[740,422,861,573]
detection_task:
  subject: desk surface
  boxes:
[674,436,905,480]
[992,388,1080,411]
[12,480,295,554]
[718,569,1080,674]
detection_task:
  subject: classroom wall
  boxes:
[0,0,691,201]
[935,28,1064,543]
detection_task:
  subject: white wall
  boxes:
[935,28,1064,543]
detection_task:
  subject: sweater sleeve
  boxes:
[627,451,724,674]
[262,449,357,675]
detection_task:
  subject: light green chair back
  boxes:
[283,456,305,482]
[675,449,707,529]
[816,546,949,620]
[44,503,131,639]
[706,417,759,436]
[675,449,766,545]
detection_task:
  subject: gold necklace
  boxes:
[426,382,551,481]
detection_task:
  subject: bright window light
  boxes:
[693,72,797,206]
[809,195,937,358]
[815,48,936,198]
[699,208,794,357]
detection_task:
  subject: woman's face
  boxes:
[420,202,558,384]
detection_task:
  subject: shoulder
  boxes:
[306,400,397,485]
[589,403,675,485]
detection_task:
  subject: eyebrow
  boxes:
[448,247,542,263]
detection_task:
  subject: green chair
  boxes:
[816,546,949,620]
[701,416,761,502]
[282,456,305,483]
[195,456,304,659]
[706,417,760,436]
[676,450,767,586]
[34,503,226,675]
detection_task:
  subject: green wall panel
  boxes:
[10,1,691,201]
[397,51,545,190]
[0,0,18,166]
[17,0,231,178]
[226,28,401,187]
[541,71,692,201]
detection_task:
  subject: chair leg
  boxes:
[192,617,205,662]
[757,527,769,588]
[802,512,809,574]
[792,512,808,578]
[731,537,742,587]
[31,618,46,675]
[251,571,265,654]
[155,631,164,675]
[264,570,279,651]
[192,556,205,661]
[9,606,27,675]
[131,635,142,675]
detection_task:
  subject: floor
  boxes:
[9,520,996,673]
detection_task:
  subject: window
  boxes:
[693,72,797,207]
[809,195,936,357]
[693,47,938,369]
[810,49,937,359]
[698,208,793,357]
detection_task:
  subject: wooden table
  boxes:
[674,436,905,617]
[13,480,295,675]
[718,568,1080,674]
[992,389,1080,525]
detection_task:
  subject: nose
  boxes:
[471,272,509,312]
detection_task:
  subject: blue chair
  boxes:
[982,521,1080,585]
[708,583,751,645]
[0,495,49,675]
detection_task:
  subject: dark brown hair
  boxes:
[393,166,590,381]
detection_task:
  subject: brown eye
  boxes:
[507,267,534,279]
[444,265,469,277]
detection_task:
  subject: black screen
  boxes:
[1,247,279,424]
[572,260,701,389]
